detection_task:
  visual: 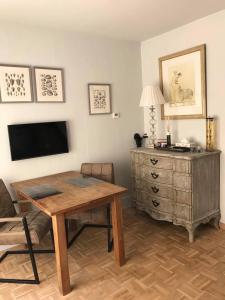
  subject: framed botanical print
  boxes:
[159,44,207,119]
[0,64,33,103]
[34,67,65,103]
[88,83,111,115]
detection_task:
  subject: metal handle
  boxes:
[151,172,159,179]
[152,200,160,207]
[150,158,158,165]
[151,186,159,193]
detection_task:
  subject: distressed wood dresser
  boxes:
[130,148,221,242]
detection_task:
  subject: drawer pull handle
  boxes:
[151,172,159,179]
[150,158,158,165]
[151,186,159,193]
[152,200,160,207]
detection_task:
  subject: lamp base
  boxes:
[149,106,156,145]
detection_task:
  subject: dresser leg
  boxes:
[210,215,220,230]
[187,227,194,243]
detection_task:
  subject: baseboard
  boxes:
[220,222,225,230]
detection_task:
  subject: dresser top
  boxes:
[130,147,221,160]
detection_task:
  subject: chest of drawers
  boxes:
[130,148,221,242]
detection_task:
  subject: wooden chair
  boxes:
[66,163,114,251]
[0,179,54,284]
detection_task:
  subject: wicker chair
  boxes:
[0,179,54,284]
[66,163,114,251]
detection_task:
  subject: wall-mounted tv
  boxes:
[8,121,69,161]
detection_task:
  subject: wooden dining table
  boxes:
[11,171,127,296]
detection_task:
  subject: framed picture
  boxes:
[33,67,65,103]
[88,83,111,115]
[159,44,206,119]
[0,64,33,103]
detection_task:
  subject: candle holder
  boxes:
[206,117,216,151]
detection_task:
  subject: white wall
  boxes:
[141,9,225,222]
[0,23,142,200]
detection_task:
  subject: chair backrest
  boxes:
[80,163,114,184]
[0,179,16,224]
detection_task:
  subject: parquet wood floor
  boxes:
[1,209,225,300]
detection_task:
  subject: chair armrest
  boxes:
[0,217,23,222]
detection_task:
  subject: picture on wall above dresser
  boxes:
[0,64,33,103]
[159,44,206,119]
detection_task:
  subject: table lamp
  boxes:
[139,85,165,147]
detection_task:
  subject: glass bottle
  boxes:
[166,131,171,147]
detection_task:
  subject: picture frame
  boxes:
[159,44,207,120]
[88,83,112,115]
[0,64,33,103]
[33,67,65,103]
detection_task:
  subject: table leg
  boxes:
[111,195,125,266]
[52,214,71,296]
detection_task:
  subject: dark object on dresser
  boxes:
[134,133,143,147]
[166,133,171,147]
[156,146,191,153]
[134,133,148,148]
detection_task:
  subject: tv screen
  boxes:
[8,121,69,161]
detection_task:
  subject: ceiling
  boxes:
[1,0,225,41]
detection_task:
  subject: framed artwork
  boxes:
[33,67,65,103]
[88,83,111,115]
[159,44,207,119]
[0,64,33,103]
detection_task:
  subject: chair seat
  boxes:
[0,211,51,245]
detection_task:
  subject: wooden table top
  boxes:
[11,171,127,217]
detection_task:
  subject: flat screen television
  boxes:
[8,121,69,161]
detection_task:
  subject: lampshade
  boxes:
[139,85,165,107]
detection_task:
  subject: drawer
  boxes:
[174,159,191,174]
[141,166,173,185]
[141,180,173,200]
[174,190,192,205]
[145,208,173,222]
[141,192,173,214]
[174,173,192,190]
[139,154,173,170]
[174,204,192,221]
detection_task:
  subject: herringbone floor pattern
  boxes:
[1,209,225,300]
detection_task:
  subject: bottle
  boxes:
[166,131,171,147]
